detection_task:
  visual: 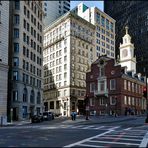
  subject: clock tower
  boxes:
[119,26,136,74]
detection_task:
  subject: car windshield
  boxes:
[43,113,48,115]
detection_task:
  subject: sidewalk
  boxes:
[1,115,146,127]
[62,115,145,125]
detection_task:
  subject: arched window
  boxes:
[30,90,35,104]
[23,88,28,102]
[37,92,41,104]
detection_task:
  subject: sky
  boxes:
[70,1,104,11]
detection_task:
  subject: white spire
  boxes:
[125,26,129,34]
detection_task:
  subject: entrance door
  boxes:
[13,108,18,121]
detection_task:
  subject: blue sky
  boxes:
[71,1,104,11]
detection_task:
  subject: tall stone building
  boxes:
[104,1,148,75]
[0,1,9,124]
[72,2,116,59]
[8,1,44,121]
[43,12,95,116]
[43,0,70,27]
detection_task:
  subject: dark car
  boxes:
[31,115,43,123]
[43,111,54,121]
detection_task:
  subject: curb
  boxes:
[71,117,137,125]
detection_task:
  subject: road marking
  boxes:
[94,126,105,130]
[139,131,148,148]
[124,127,132,131]
[100,136,141,141]
[129,129,146,132]
[71,125,84,128]
[64,130,114,147]
[108,126,120,130]
[103,134,143,138]
[90,140,139,146]
[81,125,95,129]
[78,143,103,147]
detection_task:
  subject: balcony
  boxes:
[94,89,108,97]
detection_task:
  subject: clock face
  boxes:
[122,49,128,58]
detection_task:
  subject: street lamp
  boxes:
[85,95,89,120]
[67,98,69,117]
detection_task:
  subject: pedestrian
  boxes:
[94,110,96,116]
[73,112,76,120]
[71,112,75,121]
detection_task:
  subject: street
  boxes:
[0,116,148,147]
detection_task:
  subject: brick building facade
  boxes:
[86,56,146,116]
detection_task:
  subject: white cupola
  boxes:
[119,26,136,74]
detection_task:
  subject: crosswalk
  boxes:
[64,125,148,147]
[2,124,121,131]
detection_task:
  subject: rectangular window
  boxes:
[98,80,105,91]
[23,73,25,82]
[26,74,29,84]
[14,43,19,52]
[110,79,116,90]
[24,6,26,15]
[96,13,100,24]
[50,101,54,109]
[13,71,18,80]
[23,33,26,42]
[90,83,95,92]
[27,10,30,18]
[100,67,105,76]
[24,19,26,29]
[56,101,60,109]
[124,96,127,105]
[101,16,105,27]
[128,96,131,105]
[13,91,18,101]
[106,19,109,30]
[14,14,19,25]
[100,98,105,105]
[27,36,29,45]
[132,82,134,92]
[110,22,114,32]
[15,0,20,10]
[13,57,19,66]
[124,80,127,90]
[110,96,116,105]
[90,98,95,106]
[14,28,19,38]
[128,81,131,91]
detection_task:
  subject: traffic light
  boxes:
[143,87,147,98]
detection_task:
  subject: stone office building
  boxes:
[43,11,96,116]
[0,1,9,124]
[8,0,44,121]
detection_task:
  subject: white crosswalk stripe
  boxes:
[2,124,120,131]
[64,126,148,147]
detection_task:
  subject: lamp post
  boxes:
[115,97,117,117]
[85,95,89,120]
[67,98,68,117]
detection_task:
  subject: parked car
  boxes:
[31,115,43,123]
[43,111,54,121]
[54,113,62,117]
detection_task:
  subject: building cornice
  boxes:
[44,11,95,34]
[122,74,145,85]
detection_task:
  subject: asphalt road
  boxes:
[0,117,148,147]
